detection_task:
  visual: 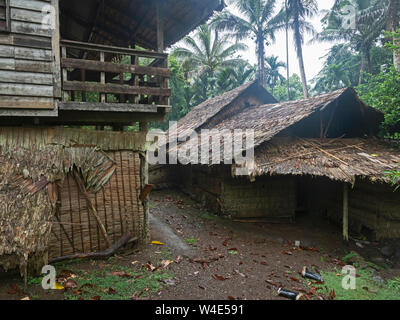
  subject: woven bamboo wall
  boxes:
[49,151,144,259]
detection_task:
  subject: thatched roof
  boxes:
[175,81,277,138]
[171,87,399,183]
[214,88,383,148]
[245,137,400,184]
[60,0,225,50]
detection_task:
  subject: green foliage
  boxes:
[316,268,400,300]
[272,74,305,101]
[385,163,400,191]
[312,44,393,94]
[64,265,172,300]
[357,67,400,137]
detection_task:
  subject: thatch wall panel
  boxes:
[48,151,143,259]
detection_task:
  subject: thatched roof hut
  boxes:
[157,86,400,240]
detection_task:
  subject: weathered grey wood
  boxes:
[58,102,160,113]
[0,95,53,109]
[63,81,171,97]
[14,46,52,61]
[11,7,45,24]
[0,44,14,58]
[51,0,61,98]
[0,70,53,84]
[10,0,50,12]
[61,45,69,101]
[0,57,14,70]
[11,20,53,38]
[15,59,52,73]
[13,35,52,49]
[156,2,164,54]
[60,39,168,59]
[61,58,171,77]
[100,50,105,103]
[0,83,53,97]
[343,183,349,241]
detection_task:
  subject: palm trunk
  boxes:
[285,0,290,100]
[394,35,400,71]
[358,48,371,85]
[257,37,266,87]
[294,25,308,98]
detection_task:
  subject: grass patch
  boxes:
[64,265,172,300]
[228,250,238,255]
[185,238,197,245]
[315,268,400,300]
[342,251,359,263]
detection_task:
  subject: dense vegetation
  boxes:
[161,0,400,144]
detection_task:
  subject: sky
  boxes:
[229,0,336,81]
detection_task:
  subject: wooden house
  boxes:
[0,0,224,275]
[154,87,400,241]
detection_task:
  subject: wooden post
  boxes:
[343,183,349,242]
[61,46,69,102]
[156,2,164,54]
[140,122,150,241]
[156,2,168,105]
[100,51,106,103]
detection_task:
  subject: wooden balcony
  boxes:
[58,40,171,123]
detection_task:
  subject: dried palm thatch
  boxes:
[245,137,400,184]
[175,81,277,138]
[0,143,116,276]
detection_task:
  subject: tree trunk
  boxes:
[293,13,308,98]
[294,34,308,98]
[358,48,371,85]
[394,35,400,71]
[285,0,290,100]
[257,38,266,87]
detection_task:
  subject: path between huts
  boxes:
[1,189,399,300]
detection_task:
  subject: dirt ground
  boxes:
[0,189,399,300]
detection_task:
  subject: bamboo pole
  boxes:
[343,183,349,242]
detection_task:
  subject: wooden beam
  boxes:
[61,58,170,77]
[63,81,171,97]
[58,102,159,113]
[343,183,349,242]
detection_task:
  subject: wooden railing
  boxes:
[60,40,171,106]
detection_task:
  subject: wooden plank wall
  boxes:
[0,0,60,110]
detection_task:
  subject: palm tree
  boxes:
[212,0,284,87]
[265,55,286,89]
[359,0,400,70]
[214,61,256,94]
[173,24,247,78]
[316,0,382,84]
[287,0,318,98]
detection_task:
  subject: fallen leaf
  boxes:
[21,297,30,300]
[144,263,157,272]
[91,296,101,300]
[131,261,139,266]
[7,284,24,295]
[151,241,164,245]
[260,261,268,266]
[282,250,293,256]
[161,260,173,268]
[107,271,131,278]
[108,288,118,295]
[329,289,336,300]
[64,279,78,290]
[213,274,226,281]
[290,277,300,283]
[175,256,183,264]
[228,296,236,300]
